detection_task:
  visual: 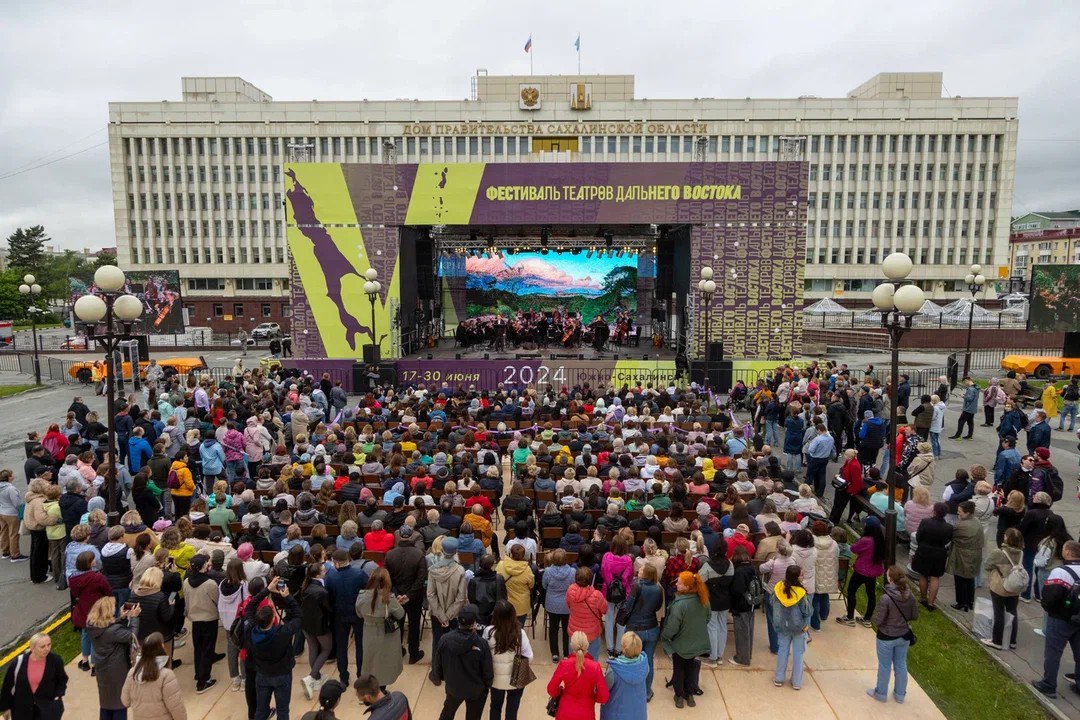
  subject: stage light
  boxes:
[586,250,594,258]
[506,247,515,255]
[540,248,549,255]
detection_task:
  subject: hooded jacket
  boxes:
[541,564,576,615]
[790,545,818,595]
[566,582,608,641]
[813,535,840,594]
[771,581,811,636]
[182,570,220,623]
[546,653,609,720]
[426,560,468,625]
[199,439,226,477]
[243,588,301,677]
[120,664,186,720]
[600,653,649,720]
[168,459,195,499]
[430,627,494,700]
[495,557,535,618]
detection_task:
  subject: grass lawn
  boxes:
[0,384,39,398]
[0,618,81,687]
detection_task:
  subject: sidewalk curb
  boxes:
[0,383,53,400]
[937,605,1067,720]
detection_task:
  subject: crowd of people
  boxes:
[0,360,1077,719]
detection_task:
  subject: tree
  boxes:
[92,250,117,270]
[6,226,49,275]
[41,250,89,303]
[0,270,29,321]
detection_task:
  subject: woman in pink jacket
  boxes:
[600,536,634,655]
[566,567,608,659]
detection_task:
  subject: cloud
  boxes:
[466,255,601,290]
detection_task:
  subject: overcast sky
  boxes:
[1,0,1077,251]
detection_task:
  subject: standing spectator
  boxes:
[697,538,733,667]
[599,535,633,653]
[87,596,139,720]
[805,423,835,497]
[829,450,865,525]
[1032,540,1080,698]
[1019,492,1054,602]
[324,549,368,686]
[1058,377,1079,431]
[299,562,333,700]
[169,448,196,518]
[182,555,221,694]
[982,378,1007,426]
[620,563,664,701]
[946,500,985,613]
[427,536,468,653]
[69,550,112,672]
[928,394,946,458]
[482,599,533,720]
[496,544,535,626]
[950,378,980,440]
[352,674,412,720]
[127,427,153,474]
[356,568,405,690]
[600,631,648,720]
[543,549,576,662]
[661,571,711,708]
[467,554,506,626]
[837,517,886,626]
[546,631,609,720]
[1026,411,1051,455]
[0,633,67,720]
[24,479,55,583]
[121,633,185,720]
[730,546,760,669]
[981,528,1024,651]
[431,604,494,720]
[566,567,608,659]
[384,532,428,664]
[772,565,812,690]
[0,470,25,561]
[866,565,918,703]
[244,578,302,720]
[811,521,839,628]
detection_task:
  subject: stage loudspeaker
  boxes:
[655,232,675,298]
[690,360,734,392]
[377,363,397,386]
[707,342,724,363]
[363,345,381,364]
[416,230,436,301]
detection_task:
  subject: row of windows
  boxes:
[129,218,284,240]
[808,190,998,210]
[809,162,999,183]
[182,302,289,319]
[129,192,283,212]
[129,132,1006,159]
[806,246,994,267]
[132,245,286,265]
[811,218,995,239]
[809,133,1003,154]
[184,278,277,291]
[126,165,282,185]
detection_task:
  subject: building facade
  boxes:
[1009,211,1080,287]
[108,71,1018,330]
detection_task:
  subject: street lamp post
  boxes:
[72,266,143,525]
[697,267,716,359]
[17,274,43,385]
[872,252,926,567]
[363,268,382,364]
[962,264,987,378]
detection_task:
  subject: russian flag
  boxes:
[524,34,532,53]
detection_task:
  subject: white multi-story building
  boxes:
[108,71,1017,329]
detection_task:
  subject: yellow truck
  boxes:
[1001,354,1080,379]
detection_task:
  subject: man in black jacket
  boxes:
[244,578,301,720]
[384,537,428,663]
[1033,541,1080,698]
[431,604,493,720]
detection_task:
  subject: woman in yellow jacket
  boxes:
[1041,384,1060,421]
[155,527,196,579]
[168,448,196,518]
[496,544,536,623]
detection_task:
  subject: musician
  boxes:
[588,315,609,351]
[615,309,632,345]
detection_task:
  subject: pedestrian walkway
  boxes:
[60,608,944,720]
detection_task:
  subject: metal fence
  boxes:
[7,330,268,353]
[805,312,1028,330]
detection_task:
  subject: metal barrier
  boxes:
[807,312,1028,330]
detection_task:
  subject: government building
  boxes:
[108,71,1018,331]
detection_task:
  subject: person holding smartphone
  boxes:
[243,575,301,720]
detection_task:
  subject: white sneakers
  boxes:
[301,675,327,700]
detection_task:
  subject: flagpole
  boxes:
[577,34,581,74]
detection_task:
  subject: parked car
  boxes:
[251,322,281,339]
[1001,354,1080,379]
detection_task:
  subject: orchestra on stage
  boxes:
[454,308,635,352]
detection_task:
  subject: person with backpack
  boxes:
[599,535,633,655]
[1019,491,1056,602]
[981,527,1025,651]
[1032,447,1064,503]
[244,576,302,720]
[866,564,918,703]
[728,545,761,667]
[772,564,812,690]
[661,571,710,708]
[697,538,733,667]
[1032,540,1080,698]
[468,554,506,626]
